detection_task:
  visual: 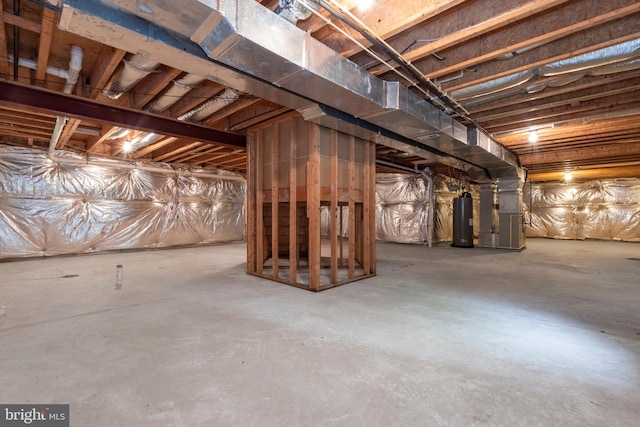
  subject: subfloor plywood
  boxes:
[1,239,639,426]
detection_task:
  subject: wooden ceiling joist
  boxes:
[417,0,640,86]
[89,46,127,99]
[441,27,640,92]
[367,0,571,76]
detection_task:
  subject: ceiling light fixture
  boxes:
[356,0,374,11]
[528,129,538,143]
[122,140,134,153]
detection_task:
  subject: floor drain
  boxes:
[62,274,79,278]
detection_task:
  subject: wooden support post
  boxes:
[271,124,279,280]
[363,139,371,275]
[348,136,356,280]
[369,143,376,274]
[308,123,321,291]
[246,131,256,274]
[289,120,298,285]
[330,129,338,284]
[256,131,264,276]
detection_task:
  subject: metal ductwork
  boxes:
[104,51,159,99]
[276,0,318,24]
[58,0,523,180]
[177,88,239,122]
[456,38,640,108]
[146,73,206,113]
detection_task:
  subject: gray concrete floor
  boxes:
[1,239,639,426]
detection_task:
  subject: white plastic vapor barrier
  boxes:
[371,173,478,244]
[0,146,246,259]
[524,179,640,242]
[375,173,432,244]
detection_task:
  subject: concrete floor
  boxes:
[0,239,639,426]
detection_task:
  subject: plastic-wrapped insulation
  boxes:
[0,146,246,259]
[524,179,640,242]
[375,173,432,243]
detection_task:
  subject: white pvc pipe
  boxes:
[8,45,83,94]
[63,45,83,94]
[49,116,68,153]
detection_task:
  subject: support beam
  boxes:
[0,80,245,149]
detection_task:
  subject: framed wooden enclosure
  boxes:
[246,114,376,291]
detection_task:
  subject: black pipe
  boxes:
[318,103,492,180]
[315,0,477,125]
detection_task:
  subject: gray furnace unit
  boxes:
[452,192,474,248]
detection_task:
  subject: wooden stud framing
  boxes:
[347,135,356,280]
[289,119,298,284]
[362,138,371,275]
[308,123,321,291]
[369,143,376,275]
[330,129,339,284]
[247,131,257,274]
[271,123,279,280]
[246,115,376,290]
[256,130,264,276]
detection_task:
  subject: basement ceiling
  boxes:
[0,0,638,181]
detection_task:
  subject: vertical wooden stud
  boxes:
[362,138,371,275]
[246,131,256,274]
[330,129,338,284]
[369,142,376,274]
[289,120,298,285]
[271,124,279,280]
[256,130,264,276]
[308,123,321,291]
[348,135,356,279]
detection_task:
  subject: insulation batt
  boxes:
[524,180,640,242]
[0,146,246,259]
[340,173,479,244]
